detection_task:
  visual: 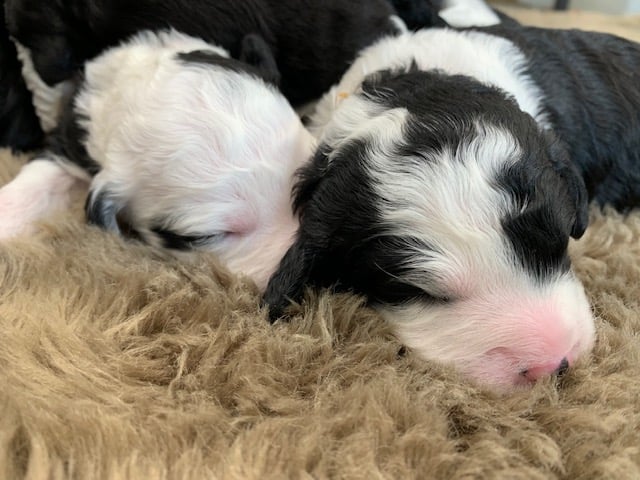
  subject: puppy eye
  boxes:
[420,291,452,304]
[390,280,453,305]
[150,227,225,251]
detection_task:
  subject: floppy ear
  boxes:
[238,33,281,86]
[28,36,77,86]
[547,138,589,239]
[263,147,333,321]
[262,236,318,322]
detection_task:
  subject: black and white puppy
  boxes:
[0,30,316,290]
[261,23,640,390]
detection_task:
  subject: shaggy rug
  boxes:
[2,7,640,480]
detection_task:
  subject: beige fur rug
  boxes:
[2,8,640,479]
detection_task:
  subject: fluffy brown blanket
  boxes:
[2,7,640,479]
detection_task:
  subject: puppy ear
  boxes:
[547,138,589,239]
[85,185,124,234]
[262,236,316,322]
[262,147,333,321]
[28,37,76,86]
[238,33,280,86]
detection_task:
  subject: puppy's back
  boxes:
[478,24,640,208]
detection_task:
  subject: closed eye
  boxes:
[373,260,452,305]
[377,279,453,306]
[150,227,226,251]
[396,277,454,304]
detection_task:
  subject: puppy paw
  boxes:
[0,185,44,239]
[0,159,81,240]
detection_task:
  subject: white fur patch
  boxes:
[364,118,523,295]
[439,0,501,27]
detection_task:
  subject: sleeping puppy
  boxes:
[0,29,316,290]
[3,0,410,107]
[261,23,640,390]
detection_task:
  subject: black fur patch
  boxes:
[177,33,279,86]
[388,0,446,30]
[44,73,101,176]
[0,1,43,151]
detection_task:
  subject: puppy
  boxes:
[3,0,414,107]
[0,30,316,290]
[260,23,640,390]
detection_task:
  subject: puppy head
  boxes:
[264,69,594,391]
[83,31,310,290]
[4,0,108,84]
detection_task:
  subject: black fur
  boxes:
[477,23,640,210]
[264,69,587,320]
[388,0,445,30]
[3,0,436,106]
[0,0,43,151]
[177,34,280,87]
[42,72,100,176]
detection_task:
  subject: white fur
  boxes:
[439,0,501,28]
[310,28,549,139]
[320,96,406,162]
[12,41,73,133]
[0,158,87,238]
[383,274,594,389]
[75,30,316,290]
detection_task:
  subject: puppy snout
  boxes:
[521,356,570,382]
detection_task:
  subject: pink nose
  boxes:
[521,357,569,382]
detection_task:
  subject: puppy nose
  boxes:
[521,357,570,382]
